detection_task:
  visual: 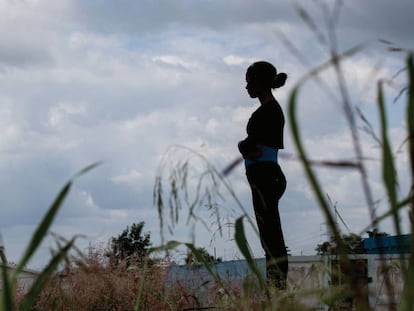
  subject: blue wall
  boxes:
[363,234,410,254]
[167,258,266,287]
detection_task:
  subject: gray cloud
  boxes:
[0,0,412,268]
[71,1,294,35]
[339,0,414,49]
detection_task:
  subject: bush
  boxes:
[25,247,175,311]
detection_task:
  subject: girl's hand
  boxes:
[244,148,263,160]
[238,141,263,159]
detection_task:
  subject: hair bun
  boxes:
[273,72,287,88]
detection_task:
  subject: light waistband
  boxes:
[245,144,278,167]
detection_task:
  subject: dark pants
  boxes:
[246,162,287,289]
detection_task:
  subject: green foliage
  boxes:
[291,48,414,309]
[152,46,414,309]
[366,229,389,238]
[400,53,414,311]
[153,144,259,245]
[108,222,152,267]
[2,6,413,311]
[185,247,222,265]
[316,233,365,256]
[234,217,266,291]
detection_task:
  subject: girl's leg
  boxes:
[247,163,287,288]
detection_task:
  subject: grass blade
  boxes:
[378,82,400,219]
[234,217,265,290]
[377,81,403,237]
[289,87,340,241]
[184,243,221,282]
[361,195,411,233]
[135,241,186,311]
[287,49,373,308]
[1,262,13,311]
[14,182,71,277]
[408,54,414,186]
[401,53,414,311]
[72,162,101,179]
[19,238,76,311]
[15,163,99,276]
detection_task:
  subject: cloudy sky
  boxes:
[0,0,413,269]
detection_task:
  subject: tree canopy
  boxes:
[108,222,151,266]
[315,233,365,255]
[184,247,222,265]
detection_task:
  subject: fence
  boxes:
[167,254,409,310]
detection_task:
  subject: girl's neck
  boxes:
[258,92,275,106]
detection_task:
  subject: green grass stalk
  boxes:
[401,53,414,311]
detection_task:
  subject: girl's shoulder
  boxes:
[259,101,283,114]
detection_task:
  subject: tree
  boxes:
[366,229,389,238]
[286,246,292,256]
[184,247,222,265]
[315,241,332,255]
[108,222,151,267]
[316,233,365,255]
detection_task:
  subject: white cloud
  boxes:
[152,55,198,69]
[82,191,98,210]
[231,106,255,123]
[48,102,87,127]
[0,101,21,152]
[111,169,142,184]
[0,0,413,269]
[223,55,256,66]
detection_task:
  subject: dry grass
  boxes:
[14,246,311,311]
[16,247,178,311]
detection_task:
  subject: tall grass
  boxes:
[1,5,413,311]
[152,35,414,311]
[153,145,266,290]
[22,246,177,311]
[2,54,411,311]
[0,163,99,311]
[288,49,414,309]
[10,51,409,311]
[400,54,414,311]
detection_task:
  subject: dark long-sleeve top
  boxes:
[238,99,285,165]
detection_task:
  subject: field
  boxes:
[1,6,413,309]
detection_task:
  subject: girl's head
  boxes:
[245,61,287,98]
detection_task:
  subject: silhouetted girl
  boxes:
[238,61,288,289]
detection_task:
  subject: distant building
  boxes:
[364,234,410,254]
[0,264,40,293]
[0,233,40,294]
[167,235,411,310]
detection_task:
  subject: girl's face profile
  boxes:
[245,71,260,98]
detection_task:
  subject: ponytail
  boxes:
[248,61,287,89]
[272,72,288,89]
